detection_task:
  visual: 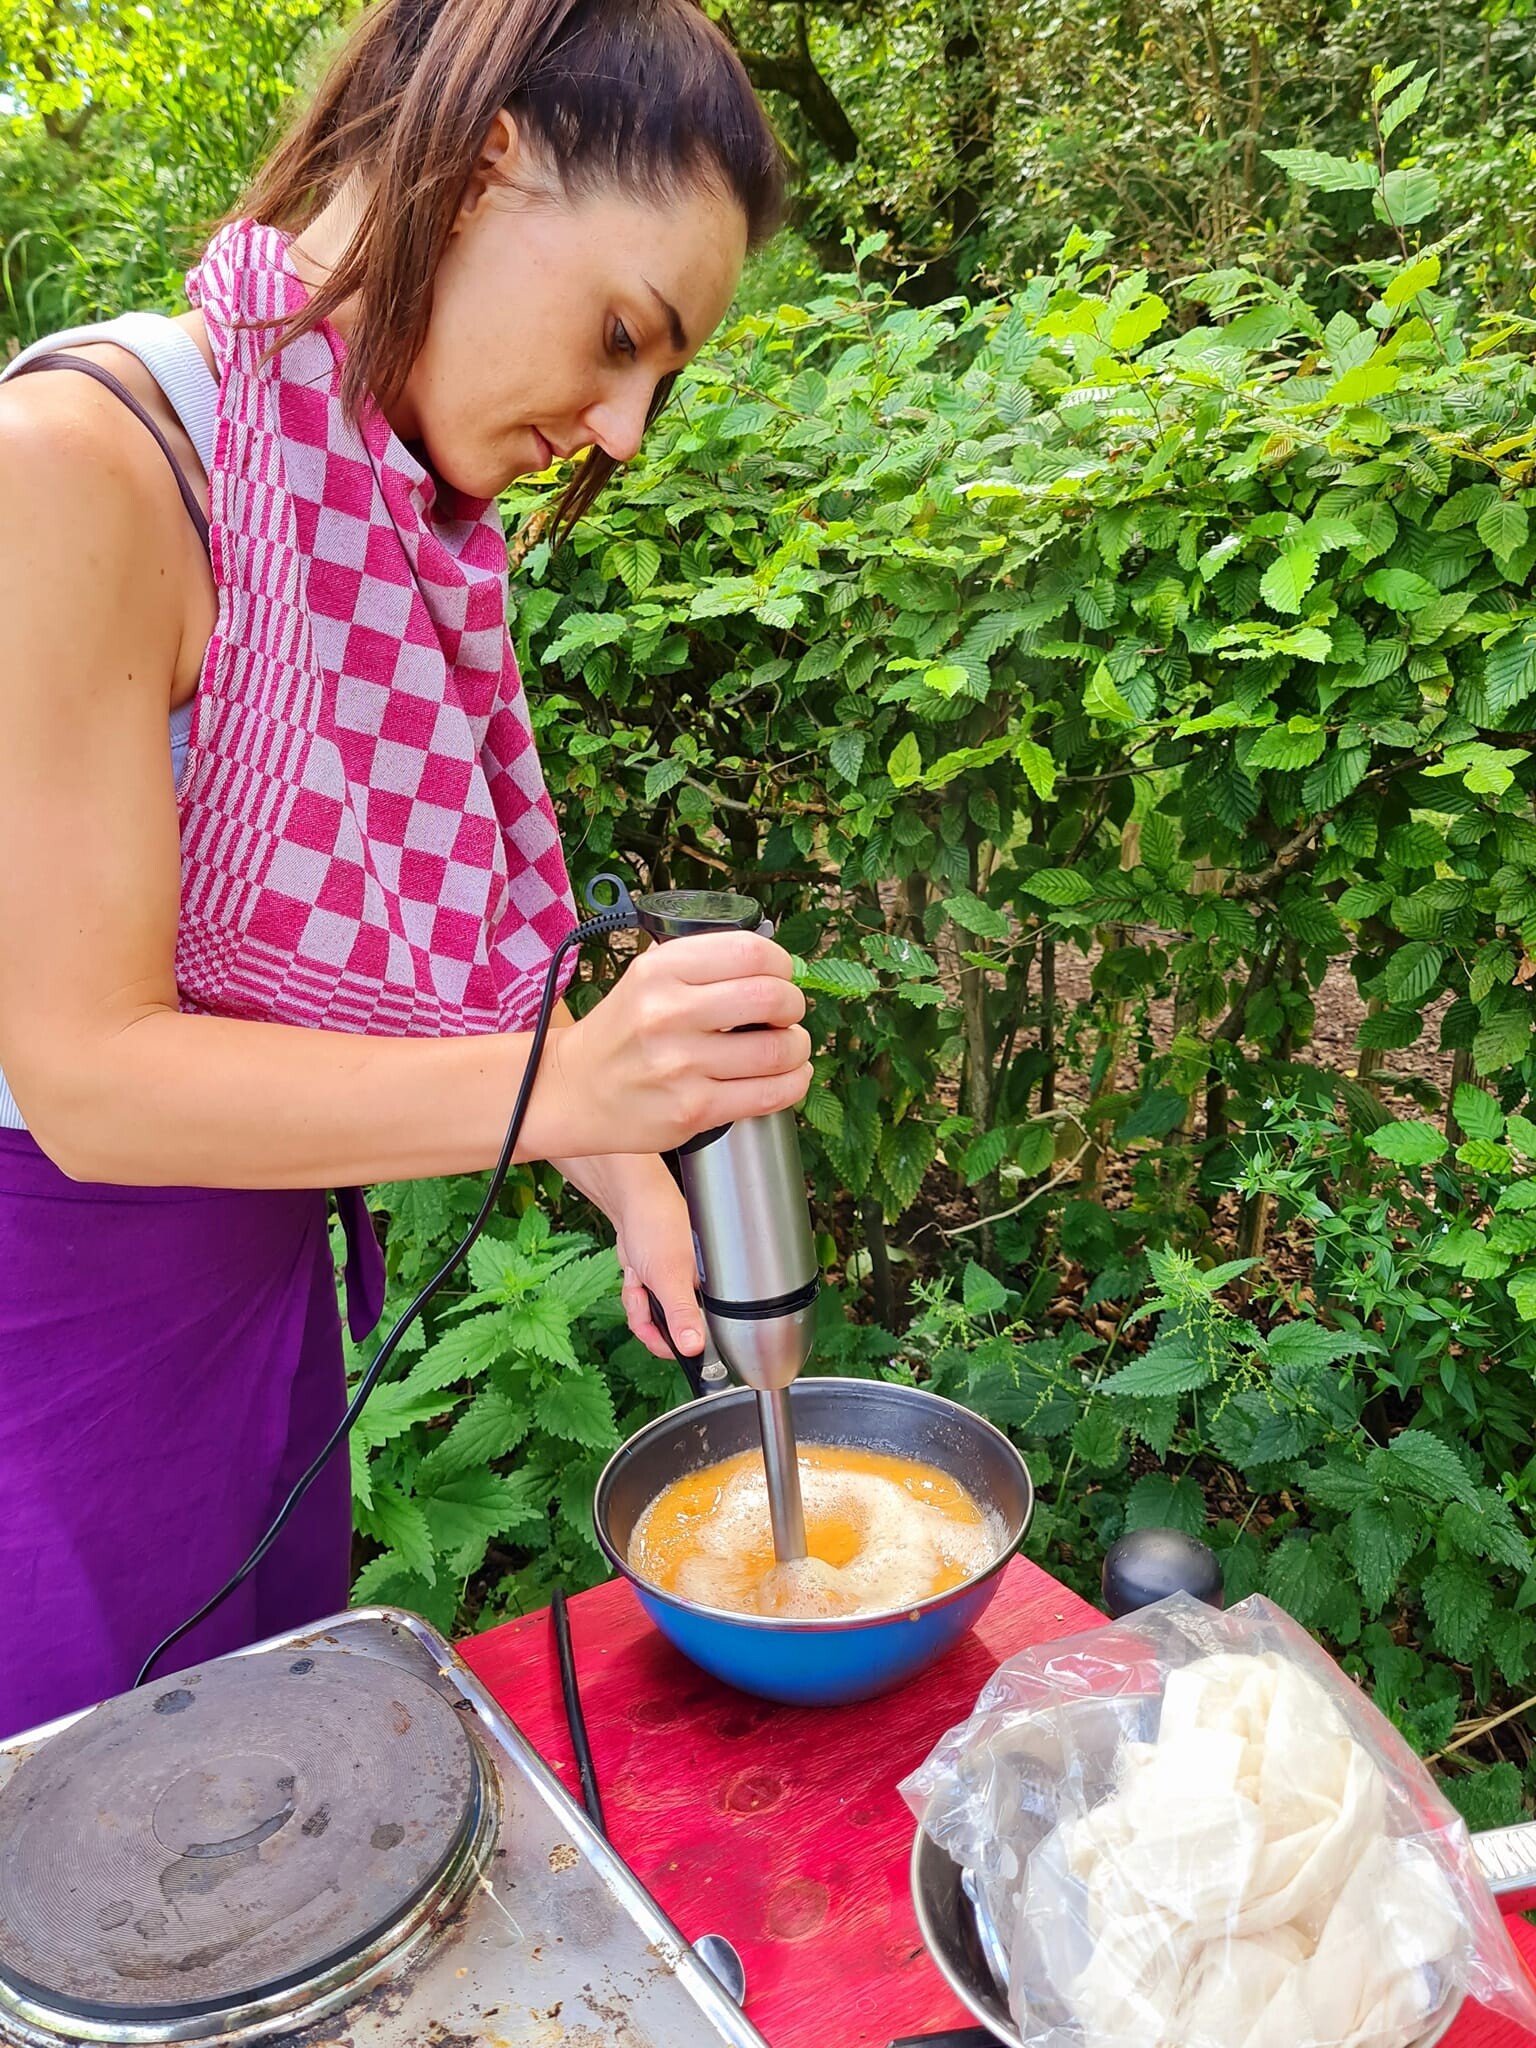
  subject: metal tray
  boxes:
[0,1608,771,2048]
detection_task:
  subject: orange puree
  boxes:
[627,1443,1000,1620]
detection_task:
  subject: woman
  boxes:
[0,0,810,1736]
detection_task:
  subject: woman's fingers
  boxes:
[698,1021,813,1081]
[659,930,796,986]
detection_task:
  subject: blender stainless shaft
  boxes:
[755,1389,808,1560]
[633,889,820,1563]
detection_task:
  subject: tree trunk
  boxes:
[860,1198,897,1329]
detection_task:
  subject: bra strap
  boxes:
[9,352,211,558]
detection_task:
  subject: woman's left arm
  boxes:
[547,1002,704,1361]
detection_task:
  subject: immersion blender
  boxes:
[633,889,820,1562]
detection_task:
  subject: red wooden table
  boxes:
[460,1555,1536,2047]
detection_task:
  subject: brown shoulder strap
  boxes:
[9,352,211,557]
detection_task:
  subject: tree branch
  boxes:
[723,4,860,162]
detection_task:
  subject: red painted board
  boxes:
[459,1557,1536,2048]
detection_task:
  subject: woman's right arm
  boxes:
[0,385,810,1191]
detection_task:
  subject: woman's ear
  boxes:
[456,107,519,225]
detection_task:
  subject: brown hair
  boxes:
[240,0,784,525]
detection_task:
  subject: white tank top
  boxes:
[0,314,218,1134]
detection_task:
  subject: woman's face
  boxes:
[394,115,747,501]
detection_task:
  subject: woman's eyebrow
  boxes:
[643,278,688,354]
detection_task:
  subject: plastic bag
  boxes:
[900,1593,1536,2048]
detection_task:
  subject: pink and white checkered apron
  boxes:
[177,218,576,1036]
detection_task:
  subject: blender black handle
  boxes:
[644,1285,709,1399]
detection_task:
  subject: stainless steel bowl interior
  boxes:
[594,1378,1033,1631]
[910,1825,1466,2048]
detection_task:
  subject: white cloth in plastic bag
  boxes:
[900,1593,1536,2048]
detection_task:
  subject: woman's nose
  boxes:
[586,386,653,465]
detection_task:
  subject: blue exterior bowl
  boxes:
[593,1379,1033,1707]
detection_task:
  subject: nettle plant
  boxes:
[515,69,1536,1299]
[340,1184,690,1629]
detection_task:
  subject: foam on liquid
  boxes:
[626,1443,1001,1620]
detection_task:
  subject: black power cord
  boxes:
[134,877,641,1688]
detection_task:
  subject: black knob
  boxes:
[1101,1527,1225,1618]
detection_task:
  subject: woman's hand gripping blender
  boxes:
[627,890,823,1563]
[540,908,813,1368]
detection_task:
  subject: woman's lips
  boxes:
[531,428,554,469]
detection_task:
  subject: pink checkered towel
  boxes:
[177,218,576,1037]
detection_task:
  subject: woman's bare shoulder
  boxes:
[0,364,197,660]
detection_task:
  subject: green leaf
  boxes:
[793,954,881,997]
[1364,567,1440,612]
[1505,1115,1536,1160]
[1071,1408,1125,1472]
[409,1312,518,1393]
[878,1117,937,1214]
[643,757,688,803]
[1375,166,1441,227]
[1109,293,1168,352]
[1368,1120,1448,1166]
[960,1123,1012,1184]
[606,536,662,596]
[1476,1003,1533,1077]
[1510,1272,1536,1321]
[357,1484,436,1584]
[1423,1555,1493,1662]
[1344,1498,1422,1610]
[350,1378,458,1452]
[1383,941,1445,1006]
[1326,358,1401,407]
[1265,1322,1374,1368]
[1478,500,1530,561]
[1260,543,1319,614]
[1378,72,1430,142]
[1022,868,1095,907]
[1123,1472,1208,1538]
[1303,745,1370,811]
[962,1260,1010,1317]
[887,732,923,788]
[1102,1341,1219,1397]
[944,889,1011,939]
[1015,737,1059,802]
[829,730,867,785]
[420,1469,546,1577]
[1379,1430,1480,1507]
[1264,1536,1333,1628]
[503,1293,579,1369]
[1248,718,1326,771]
[421,1388,533,1476]
[1454,1084,1505,1144]
[1357,1008,1424,1051]
[1083,661,1136,723]
[1484,630,1536,718]
[1381,249,1440,306]
[1264,148,1380,192]
[1118,1088,1189,1142]
[533,1368,619,1449]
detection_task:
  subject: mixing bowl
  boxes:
[592,1378,1033,1707]
[909,1827,1465,2048]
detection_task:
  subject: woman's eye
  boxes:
[612,318,637,360]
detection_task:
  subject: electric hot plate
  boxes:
[0,1613,765,2048]
[0,1651,488,2029]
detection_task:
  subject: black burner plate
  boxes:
[0,1648,481,2022]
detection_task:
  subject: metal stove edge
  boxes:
[0,1607,772,2048]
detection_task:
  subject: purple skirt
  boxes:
[0,1129,384,1738]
